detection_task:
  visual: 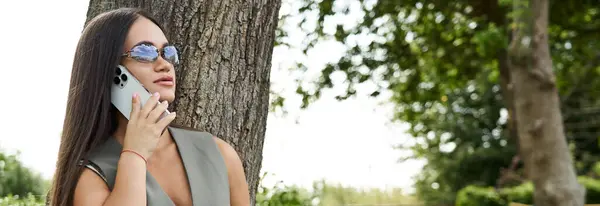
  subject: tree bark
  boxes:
[85,0,281,204]
[508,0,584,205]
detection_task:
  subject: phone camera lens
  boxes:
[113,77,120,85]
[120,74,128,81]
[115,68,122,75]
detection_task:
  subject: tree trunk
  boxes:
[508,0,584,205]
[85,0,281,204]
[498,50,519,145]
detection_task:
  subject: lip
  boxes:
[154,76,174,86]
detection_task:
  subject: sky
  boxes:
[0,0,425,193]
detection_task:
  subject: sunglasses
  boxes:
[122,43,180,65]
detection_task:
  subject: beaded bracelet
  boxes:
[121,149,148,165]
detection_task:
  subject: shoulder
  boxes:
[211,136,250,205]
[74,168,110,205]
[170,126,250,204]
[212,137,243,169]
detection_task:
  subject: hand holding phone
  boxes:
[111,65,170,120]
[111,65,176,159]
[123,92,176,159]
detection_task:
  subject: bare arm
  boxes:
[73,153,147,206]
[214,137,251,206]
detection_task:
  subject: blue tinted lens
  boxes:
[130,44,158,62]
[163,46,179,65]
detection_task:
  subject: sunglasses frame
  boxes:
[122,43,180,65]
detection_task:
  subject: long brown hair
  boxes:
[48,8,164,206]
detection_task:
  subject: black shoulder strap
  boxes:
[78,159,108,184]
[87,161,108,184]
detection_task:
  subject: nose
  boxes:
[154,55,173,73]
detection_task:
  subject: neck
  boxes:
[113,112,174,153]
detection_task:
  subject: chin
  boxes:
[153,89,175,103]
[160,94,175,103]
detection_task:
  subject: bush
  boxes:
[501,182,533,204]
[0,151,48,198]
[579,176,600,203]
[455,185,506,206]
[456,176,600,206]
[255,173,315,206]
[0,194,44,206]
[256,183,315,206]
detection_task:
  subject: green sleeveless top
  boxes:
[84,127,230,206]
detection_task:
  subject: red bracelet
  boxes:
[121,149,148,165]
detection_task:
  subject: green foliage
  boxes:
[579,176,600,203]
[456,185,505,206]
[0,194,44,206]
[278,0,600,205]
[0,151,48,200]
[257,185,314,206]
[594,162,600,175]
[501,182,533,204]
[256,179,315,206]
[256,172,317,206]
[456,177,600,205]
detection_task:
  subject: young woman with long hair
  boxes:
[48,8,250,206]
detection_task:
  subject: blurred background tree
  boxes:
[508,0,583,204]
[276,0,600,205]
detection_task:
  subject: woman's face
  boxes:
[120,17,176,103]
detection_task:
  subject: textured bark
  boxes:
[86,0,281,204]
[508,0,584,205]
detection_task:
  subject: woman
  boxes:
[48,8,250,206]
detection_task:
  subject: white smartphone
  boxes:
[111,65,170,120]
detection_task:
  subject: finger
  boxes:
[129,93,141,122]
[155,112,176,130]
[148,100,169,123]
[140,92,160,119]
